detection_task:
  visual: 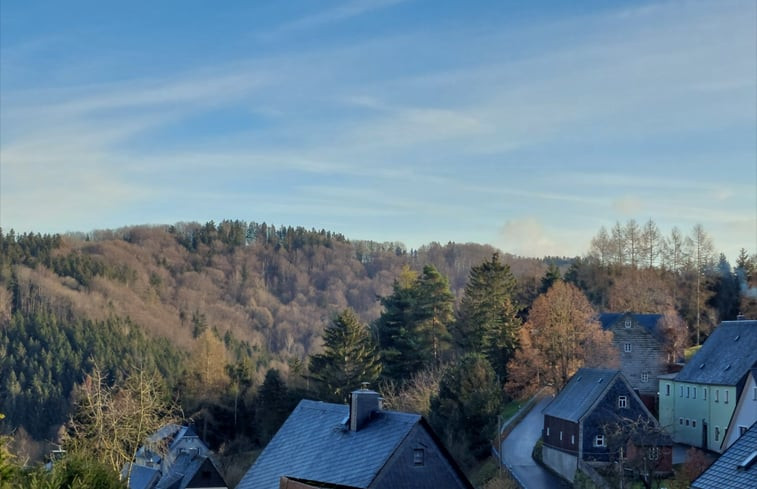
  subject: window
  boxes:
[715,389,719,403]
[692,420,697,428]
[753,386,757,400]
[686,419,690,426]
[624,319,632,328]
[413,448,425,466]
[715,427,720,442]
[740,426,749,436]
[571,435,575,445]
[687,387,690,398]
[560,431,563,441]
[648,447,660,461]
[704,388,707,400]
[546,427,550,437]
[641,372,649,383]
[679,418,683,425]
[618,396,628,408]
[665,384,671,396]
[725,391,729,404]
[594,435,606,447]
[693,387,697,399]
[680,386,684,397]
[624,343,632,353]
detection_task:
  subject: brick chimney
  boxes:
[349,383,381,432]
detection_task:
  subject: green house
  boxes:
[658,320,757,453]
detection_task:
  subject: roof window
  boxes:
[737,450,757,470]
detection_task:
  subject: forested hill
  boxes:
[0,221,547,441]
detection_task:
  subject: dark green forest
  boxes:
[0,220,754,484]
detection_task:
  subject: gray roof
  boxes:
[543,368,622,423]
[692,421,757,489]
[675,321,757,386]
[127,464,161,489]
[237,400,423,489]
[599,313,664,341]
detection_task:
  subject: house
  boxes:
[237,388,473,489]
[541,368,662,482]
[691,421,757,489]
[723,368,757,449]
[599,312,666,406]
[124,424,228,489]
[625,431,673,478]
[658,320,757,453]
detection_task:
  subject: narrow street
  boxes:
[500,396,571,489]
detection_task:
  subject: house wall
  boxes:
[373,425,470,489]
[543,415,579,454]
[609,316,666,396]
[658,379,676,433]
[663,381,738,453]
[542,445,577,482]
[582,377,652,463]
[723,374,757,450]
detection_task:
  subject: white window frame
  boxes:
[618,396,628,409]
[623,343,632,353]
[624,319,632,328]
[594,435,606,447]
[641,372,649,383]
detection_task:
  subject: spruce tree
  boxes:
[309,308,381,403]
[454,253,521,381]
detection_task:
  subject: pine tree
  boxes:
[454,253,521,381]
[309,308,381,403]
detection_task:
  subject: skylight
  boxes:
[737,450,757,470]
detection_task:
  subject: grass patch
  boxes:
[684,345,701,360]
[500,400,522,421]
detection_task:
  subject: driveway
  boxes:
[500,396,571,489]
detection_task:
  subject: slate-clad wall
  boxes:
[610,317,666,396]
[582,378,652,463]
[374,424,470,489]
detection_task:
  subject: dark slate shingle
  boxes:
[599,313,664,341]
[692,421,757,489]
[237,400,421,489]
[543,368,621,422]
[675,321,757,386]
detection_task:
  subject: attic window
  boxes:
[624,319,632,328]
[735,335,740,341]
[413,448,425,466]
[699,363,705,369]
[597,377,604,384]
[725,364,732,371]
[738,450,757,470]
[576,376,583,382]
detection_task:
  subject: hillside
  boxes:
[0,221,548,442]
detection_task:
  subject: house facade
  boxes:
[599,313,665,404]
[238,388,473,489]
[658,320,757,453]
[723,369,757,449]
[542,368,661,482]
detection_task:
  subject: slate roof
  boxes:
[675,320,757,386]
[543,368,622,423]
[692,421,757,489]
[128,465,161,489]
[237,400,422,489]
[599,313,664,341]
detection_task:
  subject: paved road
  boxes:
[500,396,571,489]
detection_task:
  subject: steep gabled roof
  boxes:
[676,321,757,386]
[237,399,454,489]
[692,421,757,489]
[543,368,622,423]
[599,313,664,341]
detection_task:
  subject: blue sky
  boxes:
[1,0,755,260]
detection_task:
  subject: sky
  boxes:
[1,0,755,260]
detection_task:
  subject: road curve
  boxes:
[500,396,571,489]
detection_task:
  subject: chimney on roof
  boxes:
[349,383,381,432]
